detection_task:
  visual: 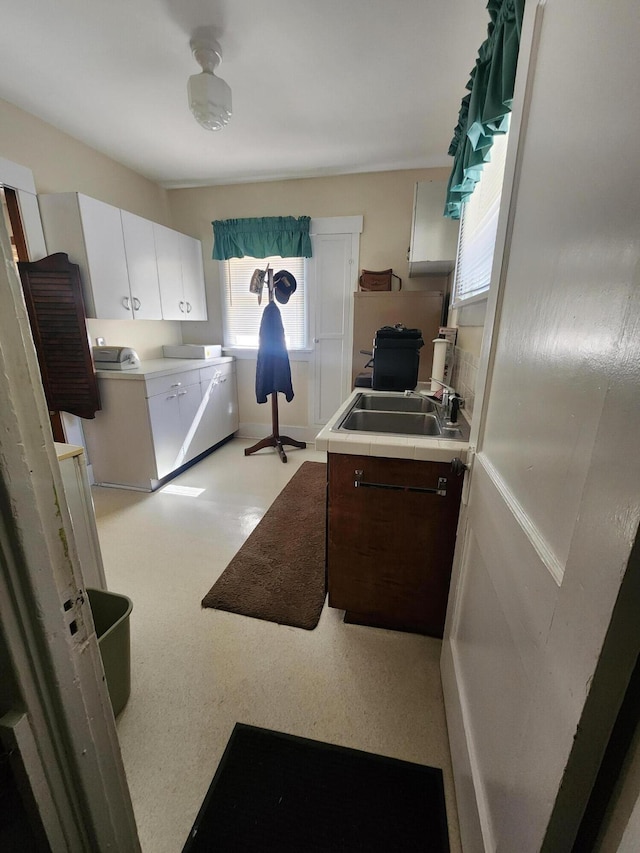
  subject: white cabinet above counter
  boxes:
[38,192,207,322]
[82,356,238,490]
[154,223,207,321]
[408,180,460,277]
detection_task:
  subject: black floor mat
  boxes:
[183,723,450,852]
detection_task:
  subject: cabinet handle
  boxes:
[179,300,185,313]
[177,390,188,396]
[132,296,141,310]
[122,296,131,310]
[354,469,448,497]
[186,302,192,313]
[170,382,182,388]
[220,376,227,382]
[166,394,178,399]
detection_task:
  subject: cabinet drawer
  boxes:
[144,369,200,399]
[200,361,235,384]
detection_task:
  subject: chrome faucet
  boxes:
[428,378,463,425]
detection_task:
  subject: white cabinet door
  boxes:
[214,363,239,440]
[179,233,208,320]
[154,223,185,320]
[408,181,460,276]
[121,210,162,319]
[177,381,204,465]
[77,194,132,318]
[147,391,183,479]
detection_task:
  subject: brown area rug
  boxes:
[202,461,327,630]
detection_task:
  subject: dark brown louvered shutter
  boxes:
[18,253,100,419]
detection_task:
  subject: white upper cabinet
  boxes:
[121,210,163,319]
[39,192,131,318]
[154,223,208,321]
[179,233,207,320]
[408,180,460,277]
[39,192,207,322]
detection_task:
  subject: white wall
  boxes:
[0,97,182,359]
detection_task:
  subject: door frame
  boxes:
[307,215,362,434]
[0,160,140,850]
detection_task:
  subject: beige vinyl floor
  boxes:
[92,437,461,853]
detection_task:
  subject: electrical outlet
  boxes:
[95,337,105,346]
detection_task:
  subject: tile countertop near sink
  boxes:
[315,388,471,464]
[94,355,234,380]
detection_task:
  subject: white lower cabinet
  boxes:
[147,375,203,479]
[83,360,238,490]
[191,362,239,459]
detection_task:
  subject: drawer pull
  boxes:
[354,469,447,497]
[170,382,182,388]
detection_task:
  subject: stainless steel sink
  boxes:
[353,393,437,413]
[339,410,442,436]
[333,391,470,440]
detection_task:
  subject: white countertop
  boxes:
[95,355,234,380]
[55,442,84,461]
[315,388,471,463]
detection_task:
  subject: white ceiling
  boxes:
[0,0,488,189]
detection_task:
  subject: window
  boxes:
[452,131,509,306]
[221,255,307,350]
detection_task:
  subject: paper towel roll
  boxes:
[431,338,448,393]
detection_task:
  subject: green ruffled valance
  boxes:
[444,0,525,219]
[212,216,313,260]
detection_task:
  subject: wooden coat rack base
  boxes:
[244,393,306,463]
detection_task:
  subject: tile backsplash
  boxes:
[450,346,479,420]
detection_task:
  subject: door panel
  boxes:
[442,2,640,851]
[310,230,359,428]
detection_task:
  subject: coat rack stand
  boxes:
[244,268,307,463]
[244,392,306,463]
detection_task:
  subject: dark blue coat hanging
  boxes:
[255,301,294,403]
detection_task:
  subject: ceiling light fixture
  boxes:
[188,36,232,131]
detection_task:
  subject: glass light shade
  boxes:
[188,70,232,131]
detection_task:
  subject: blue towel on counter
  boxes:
[255,301,294,403]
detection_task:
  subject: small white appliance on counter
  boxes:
[92,346,140,370]
[162,344,222,359]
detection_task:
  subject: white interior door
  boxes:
[308,217,362,430]
[442,3,640,851]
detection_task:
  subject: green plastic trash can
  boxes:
[87,588,133,717]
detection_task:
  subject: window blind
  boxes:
[222,255,307,349]
[452,132,509,306]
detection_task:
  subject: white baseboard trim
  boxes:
[441,639,492,853]
[236,422,319,445]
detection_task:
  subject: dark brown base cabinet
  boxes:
[327,453,464,638]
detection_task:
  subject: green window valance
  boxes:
[212,216,313,261]
[444,0,525,219]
